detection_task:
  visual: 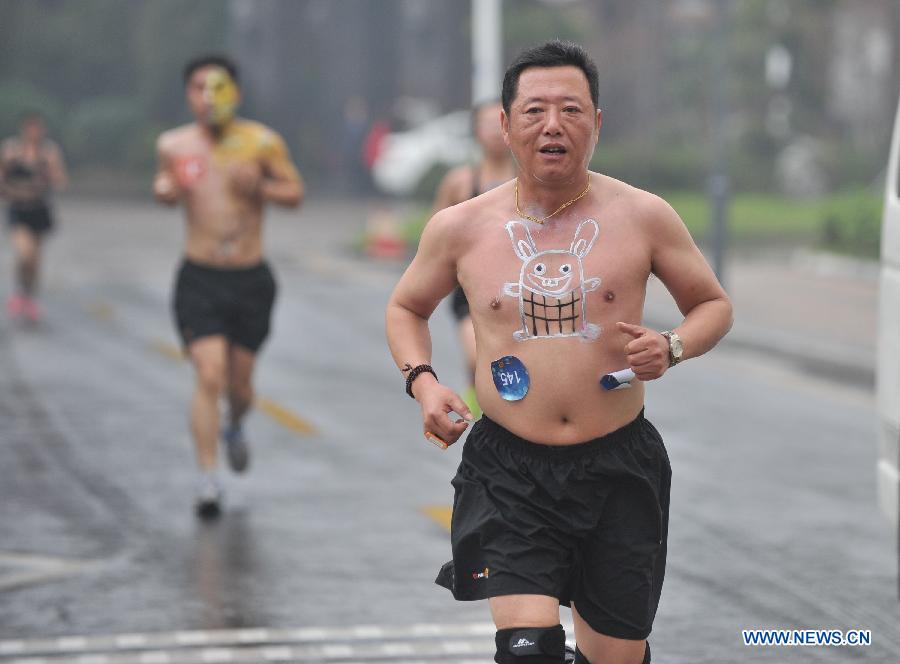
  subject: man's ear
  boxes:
[501,109,511,148]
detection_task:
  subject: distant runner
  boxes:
[154,55,304,518]
[1,111,68,323]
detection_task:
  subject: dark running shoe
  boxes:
[222,423,250,473]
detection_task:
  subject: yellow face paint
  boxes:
[204,68,239,126]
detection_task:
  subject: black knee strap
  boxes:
[573,642,650,663]
[495,624,566,663]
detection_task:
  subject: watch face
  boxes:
[672,337,684,356]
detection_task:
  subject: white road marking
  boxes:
[260,647,291,661]
[349,626,384,639]
[0,552,94,592]
[172,633,207,647]
[74,656,107,664]
[137,653,169,664]
[232,631,266,645]
[0,621,579,663]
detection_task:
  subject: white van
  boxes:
[877,97,900,529]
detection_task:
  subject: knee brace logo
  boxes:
[503,219,602,341]
[498,625,565,660]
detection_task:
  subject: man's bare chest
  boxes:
[459,216,651,338]
[171,134,264,188]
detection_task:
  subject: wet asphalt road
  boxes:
[0,198,898,663]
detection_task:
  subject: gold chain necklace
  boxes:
[515,176,591,225]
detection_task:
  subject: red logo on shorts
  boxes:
[472,567,490,580]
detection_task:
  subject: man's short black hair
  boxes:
[183,54,240,86]
[501,40,599,114]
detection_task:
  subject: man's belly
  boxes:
[184,197,264,267]
[473,336,645,445]
[184,233,264,267]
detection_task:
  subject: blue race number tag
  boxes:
[491,355,530,401]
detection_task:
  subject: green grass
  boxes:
[666,192,820,241]
[397,188,884,258]
[667,189,883,257]
[399,206,432,246]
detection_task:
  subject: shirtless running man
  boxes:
[154,55,304,518]
[386,41,731,663]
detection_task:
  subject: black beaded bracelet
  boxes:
[405,364,438,399]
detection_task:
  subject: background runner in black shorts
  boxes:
[8,204,54,235]
[1,111,67,322]
[155,55,304,518]
[173,259,277,352]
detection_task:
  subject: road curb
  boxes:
[643,311,875,389]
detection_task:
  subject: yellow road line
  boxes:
[148,339,316,437]
[151,339,185,361]
[85,302,115,322]
[421,505,452,532]
[256,397,317,435]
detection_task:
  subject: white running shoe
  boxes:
[195,474,222,519]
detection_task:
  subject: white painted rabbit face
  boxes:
[523,250,580,297]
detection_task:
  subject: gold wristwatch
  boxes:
[661,330,683,367]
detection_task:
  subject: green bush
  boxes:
[592,142,707,191]
[0,81,63,140]
[821,143,885,191]
[65,96,146,167]
[400,205,431,247]
[412,162,452,202]
[662,189,882,258]
[818,188,882,259]
[124,123,165,173]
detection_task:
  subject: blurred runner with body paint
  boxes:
[154,55,304,518]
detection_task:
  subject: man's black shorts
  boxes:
[435,411,671,641]
[8,204,54,235]
[172,259,276,353]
